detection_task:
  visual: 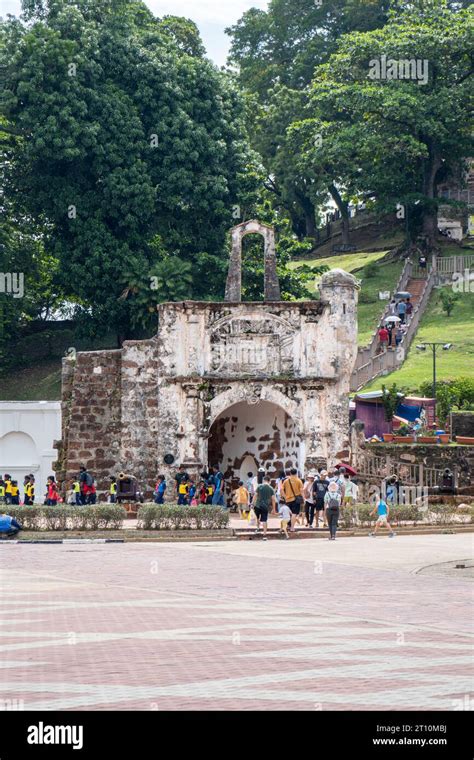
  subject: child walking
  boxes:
[369,498,396,537]
[233,480,249,519]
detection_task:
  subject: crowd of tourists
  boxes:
[0,462,399,541]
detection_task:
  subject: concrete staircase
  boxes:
[350,258,434,391]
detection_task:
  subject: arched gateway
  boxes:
[56,224,360,499]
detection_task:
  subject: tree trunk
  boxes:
[421,144,442,248]
[328,184,350,245]
[294,189,317,242]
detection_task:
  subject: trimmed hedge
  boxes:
[137,504,230,531]
[7,505,127,531]
[356,505,423,527]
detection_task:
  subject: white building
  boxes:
[0,401,61,503]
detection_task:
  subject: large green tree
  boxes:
[226,0,392,240]
[299,0,474,244]
[1,0,257,340]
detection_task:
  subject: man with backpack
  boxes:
[281,468,304,532]
[324,481,342,540]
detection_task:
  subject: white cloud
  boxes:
[146,0,268,26]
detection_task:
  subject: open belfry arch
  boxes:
[56,222,360,499]
[225,220,281,302]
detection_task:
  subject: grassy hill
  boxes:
[361,285,474,392]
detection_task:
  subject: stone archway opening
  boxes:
[241,233,265,301]
[207,399,302,501]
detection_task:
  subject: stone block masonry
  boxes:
[57,269,360,500]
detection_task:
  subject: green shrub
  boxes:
[389,505,423,525]
[363,261,378,278]
[137,504,230,531]
[71,505,127,530]
[356,505,376,526]
[5,505,126,531]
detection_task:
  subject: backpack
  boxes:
[328,494,340,510]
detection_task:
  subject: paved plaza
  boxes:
[0,534,473,711]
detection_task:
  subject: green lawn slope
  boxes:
[361,286,474,392]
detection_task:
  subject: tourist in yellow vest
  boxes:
[4,475,13,505]
[110,477,117,504]
[72,478,81,506]
[0,479,5,504]
[24,476,35,506]
[10,480,20,506]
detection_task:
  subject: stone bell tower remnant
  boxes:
[56,213,360,501]
[225,220,281,302]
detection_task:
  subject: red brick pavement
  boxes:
[0,540,472,711]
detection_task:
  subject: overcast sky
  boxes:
[0,0,269,65]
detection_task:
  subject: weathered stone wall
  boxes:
[121,338,159,490]
[57,350,122,491]
[59,269,359,495]
[451,412,474,438]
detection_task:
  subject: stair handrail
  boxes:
[350,262,435,391]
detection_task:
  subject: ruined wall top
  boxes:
[225,220,281,302]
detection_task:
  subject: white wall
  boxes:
[0,402,61,504]
[209,400,302,479]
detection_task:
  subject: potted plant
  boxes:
[416,430,438,444]
[381,384,404,441]
[393,423,410,442]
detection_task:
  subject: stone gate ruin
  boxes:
[55,221,360,498]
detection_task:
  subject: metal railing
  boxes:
[350,261,435,391]
[356,454,450,489]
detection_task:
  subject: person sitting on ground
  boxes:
[252,476,275,541]
[369,498,396,538]
[233,480,249,519]
[0,513,23,538]
[281,468,304,533]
